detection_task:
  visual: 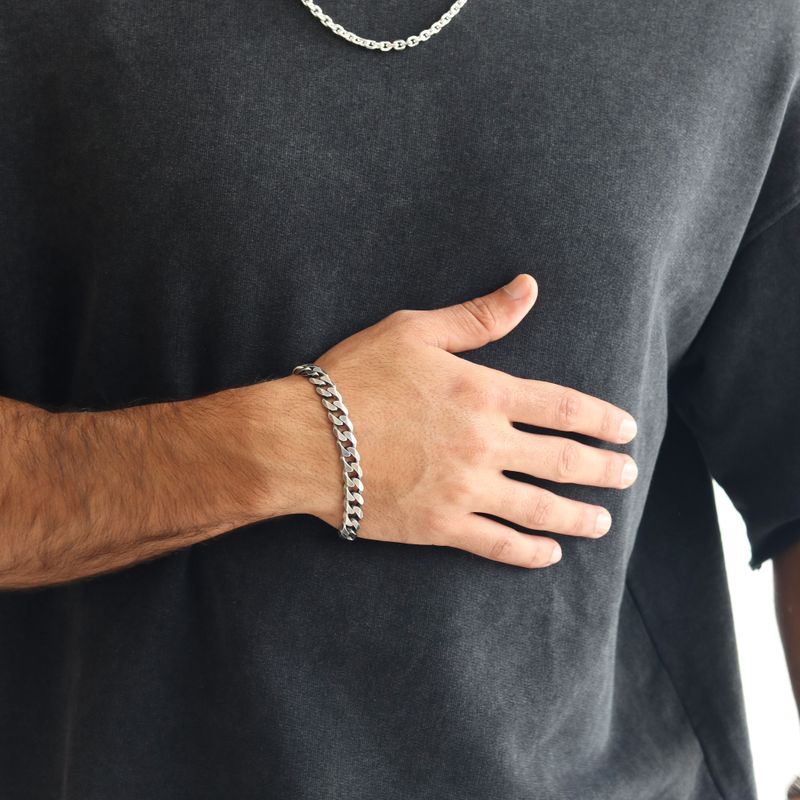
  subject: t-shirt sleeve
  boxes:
[669,83,800,571]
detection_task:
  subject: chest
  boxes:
[1,1,763,402]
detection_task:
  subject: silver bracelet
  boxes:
[291,363,364,540]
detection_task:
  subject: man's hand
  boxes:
[266,273,638,569]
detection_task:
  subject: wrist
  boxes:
[236,375,342,527]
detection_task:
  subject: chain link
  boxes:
[291,363,364,540]
[298,0,470,51]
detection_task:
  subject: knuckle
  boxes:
[459,296,498,334]
[388,308,417,325]
[419,505,449,537]
[455,421,492,466]
[467,380,495,409]
[599,404,616,440]
[447,372,480,402]
[488,534,514,561]
[451,371,506,411]
[439,474,473,507]
[556,440,581,479]
[573,505,594,536]
[603,453,621,486]
[556,389,581,429]
[529,491,554,528]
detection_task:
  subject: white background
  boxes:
[716,481,800,799]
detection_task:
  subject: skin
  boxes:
[0,383,272,589]
[774,543,800,800]
[774,540,800,719]
[268,272,639,568]
[0,273,637,589]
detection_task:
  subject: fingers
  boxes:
[446,513,563,569]
[498,374,638,444]
[414,273,538,354]
[499,427,638,488]
[477,474,614,540]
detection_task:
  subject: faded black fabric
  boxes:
[1,1,799,798]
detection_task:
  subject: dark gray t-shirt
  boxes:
[1,2,799,798]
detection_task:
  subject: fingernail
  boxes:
[502,274,531,300]
[621,460,638,487]
[548,543,562,564]
[595,510,612,536]
[618,417,637,441]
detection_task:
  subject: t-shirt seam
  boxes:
[623,579,729,800]
[669,186,800,389]
[738,185,800,251]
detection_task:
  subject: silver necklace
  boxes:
[299,0,470,51]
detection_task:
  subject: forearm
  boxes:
[0,380,307,590]
[774,537,800,722]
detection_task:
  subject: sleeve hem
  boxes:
[749,518,800,570]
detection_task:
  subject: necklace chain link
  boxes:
[299,0,470,51]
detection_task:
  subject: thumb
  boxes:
[418,273,538,353]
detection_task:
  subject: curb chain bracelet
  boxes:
[291,363,364,540]
[298,0,470,51]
